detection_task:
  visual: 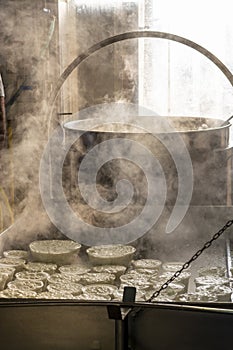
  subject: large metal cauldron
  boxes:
[64,116,232,220]
[51,30,233,225]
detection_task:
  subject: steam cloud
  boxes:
[0,0,140,251]
[0,1,231,269]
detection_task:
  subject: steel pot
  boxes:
[63,115,232,226]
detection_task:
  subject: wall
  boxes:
[0,0,60,232]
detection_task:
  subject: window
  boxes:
[138,0,233,118]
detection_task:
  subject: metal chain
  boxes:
[147,219,233,302]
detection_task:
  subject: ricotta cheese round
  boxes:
[198,266,226,277]
[80,272,116,285]
[0,258,26,271]
[3,250,29,261]
[131,259,162,270]
[8,279,44,292]
[47,282,83,295]
[194,276,229,288]
[29,240,81,265]
[25,262,57,274]
[196,284,232,301]
[36,291,74,299]
[59,264,91,275]
[15,271,50,283]
[82,284,118,297]
[0,289,37,298]
[87,245,136,266]
[92,265,127,277]
[48,273,83,284]
[75,293,111,301]
[0,267,15,283]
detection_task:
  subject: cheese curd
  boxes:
[0,274,8,291]
[47,273,83,284]
[196,285,232,301]
[162,262,188,272]
[120,271,151,285]
[92,265,127,277]
[198,266,226,277]
[36,291,74,299]
[47,282,83,295]
[0,289,37,298]
[3,250,29,261]
[29,240,81,265]
[146,288,177,301]
[87,245,136,266]
[178,292,217,302]
[131,259,162,270]
[80,273,116,285]
[153,271,191,292]
[25,262,57,274]
[194,276,229,288]
[8,279,44,292]
[59,264,91,275]
[0,267,15,283]
[0,258,26,271]
[134,268,159,277]
[75,293,111,301]
[82,284,118,297]
[120,278,152,291]
[15,271,50,283]
[148,282,185,297]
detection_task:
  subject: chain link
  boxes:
[147,219,233,302]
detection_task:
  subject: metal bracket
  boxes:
[107,287,136,350]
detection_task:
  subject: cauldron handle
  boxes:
[221,115,233,126]
[49,30,233,110]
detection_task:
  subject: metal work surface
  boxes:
[0,301,114,350]
[1,301,233,349]
[129,303,233,350]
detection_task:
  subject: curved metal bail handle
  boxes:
[221,115,233,126]
[49,30,233,110]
